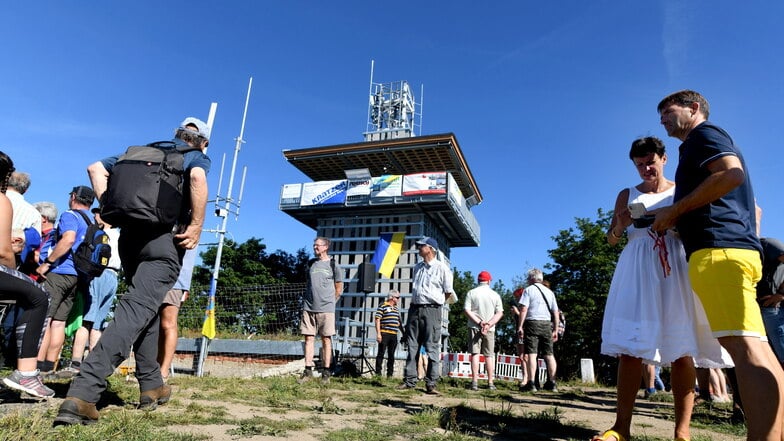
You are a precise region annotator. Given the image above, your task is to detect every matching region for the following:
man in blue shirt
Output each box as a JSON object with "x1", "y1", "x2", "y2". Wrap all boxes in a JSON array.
[
  {"x1": 54, "y1": 117, "x2": 211, "y2": 426},
  {"x1": 34, "y1": 185, "x2": 93, "y2": 375},
  {"x1": 653, "y1": 90, "x2": 784, "y2": 441}
]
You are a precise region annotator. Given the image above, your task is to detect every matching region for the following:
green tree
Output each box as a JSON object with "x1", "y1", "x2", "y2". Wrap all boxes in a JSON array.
[
  {"x1": 446, "y1": 269, "x2": 475, "y2": 352},
  {"x1": 544, "y1": 208, "x2": 625, "y2": 383}
]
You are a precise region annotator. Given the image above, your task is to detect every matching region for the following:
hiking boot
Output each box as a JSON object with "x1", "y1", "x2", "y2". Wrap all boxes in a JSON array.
[
  {"x1": 139, "y1": 384, "x2": 171, "y2": 410},
  {"x1": 543, "y1": 380, "x2": 558, "y2": 392},
  {"x1": 2, "y1": 370, "x2": 55, "y2": 398},
  {"x1": 53, "y1": 397, "x2": 99, "y2": 426},
  {"x1": 519, "y1": 381, "x2": 537, "y2": 392},
  {"x1": 297, "y1": 368, "x2": 314, "y2": 384},
  {"x1": 52, "y1": 365, "x2": 80, "y2": 380},
  {"x1": 321, "y1": 369, "x2": 331, "y2": 385},
  {"x1": 425, "y1": 384, "x2": 439, "y2": 395},
  {"x1": 395, "y1": 383, "x2": 414, "y2": 390}
]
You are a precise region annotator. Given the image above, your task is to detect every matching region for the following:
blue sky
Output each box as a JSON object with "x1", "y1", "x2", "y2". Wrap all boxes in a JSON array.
[{"x1": 2, "y1": 1, "x2": 782, "y2": 288}]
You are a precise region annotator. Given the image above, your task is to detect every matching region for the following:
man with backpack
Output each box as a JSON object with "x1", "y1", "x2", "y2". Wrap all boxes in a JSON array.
[
  {"x1": 50, "y1": 208, "x2": 120, "y2": 379},
  {"x1": 298, "y1": 237, "x2": 343, "y2": 385},
  {"x1": 54, "y1": 117, "x2": 210, "y2": 426},
  {"x1": 34, "y1": 185, "x2": 94, "y2": 375}
]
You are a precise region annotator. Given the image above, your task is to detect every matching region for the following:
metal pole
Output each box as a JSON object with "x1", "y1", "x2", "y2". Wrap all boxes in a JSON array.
[{"x1": 197, "y1": 78, "x2": 253, "y2": 377}]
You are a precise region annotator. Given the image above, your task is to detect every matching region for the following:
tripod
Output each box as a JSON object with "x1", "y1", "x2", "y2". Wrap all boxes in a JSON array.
[{"x1": 354, "y1": 290, "x2": 376, "y2": 375}]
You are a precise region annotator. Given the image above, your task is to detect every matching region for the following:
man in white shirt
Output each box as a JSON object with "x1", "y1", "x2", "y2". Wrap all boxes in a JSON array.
[
  {"x1": 7, "y1": 172, "x2": 41, "y2": 234},
  {"x1": 463, "y1": 271, "x2": 503, "y2": 391},
  {"x1": 517, "y1": 268, "x2": 560, "y2": 392}
]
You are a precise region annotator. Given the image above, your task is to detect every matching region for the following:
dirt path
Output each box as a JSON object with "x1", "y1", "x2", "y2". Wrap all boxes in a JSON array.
[
  {"x1": 162, "y1": 380, "x2": 744, "y2": 441},
  {"x1": 0, "y1": 372, "x2": 745, "y2": 440}
]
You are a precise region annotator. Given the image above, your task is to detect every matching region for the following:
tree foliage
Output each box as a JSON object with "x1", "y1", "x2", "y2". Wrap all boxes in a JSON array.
[
  {"x1": 179, "y1": 237, "x2": 311, "y2": 336},
  {"x1": 545, "y1": 208, "x2": 625, "y2": 382}
]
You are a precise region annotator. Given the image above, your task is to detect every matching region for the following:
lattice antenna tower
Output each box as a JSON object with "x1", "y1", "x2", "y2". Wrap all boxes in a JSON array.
[{"x1": 363, "y1": 60, "x2": 423, "y2": 141}]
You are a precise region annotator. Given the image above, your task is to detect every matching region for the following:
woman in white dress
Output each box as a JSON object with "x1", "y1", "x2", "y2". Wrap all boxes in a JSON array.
[{"x1": 592, "y1": 137, "x2": 729, "y2": 441}]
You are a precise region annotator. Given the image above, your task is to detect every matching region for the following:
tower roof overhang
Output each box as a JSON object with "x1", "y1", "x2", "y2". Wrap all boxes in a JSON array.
[{"x1": 282, "y1": 133, "x2": 482, "y2": 205}]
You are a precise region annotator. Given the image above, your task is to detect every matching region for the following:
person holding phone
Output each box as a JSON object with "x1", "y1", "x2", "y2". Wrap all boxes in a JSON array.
[{"x1": 593, "y1": 137, "x2": 730, "y2": 441}]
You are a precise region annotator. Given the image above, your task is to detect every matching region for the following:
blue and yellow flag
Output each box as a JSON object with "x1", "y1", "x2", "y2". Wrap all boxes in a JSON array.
[
  {"x1": 370, "y1": 232, "x2": 405, "y2": 278},
  {"x1": 202, "y1": 280, "x2": 217, "y2": 339}
]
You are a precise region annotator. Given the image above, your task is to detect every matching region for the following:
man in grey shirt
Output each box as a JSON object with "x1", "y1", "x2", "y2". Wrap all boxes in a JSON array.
[{"x1": 299, "y1": 237, "x2": 343, "y2": 384}]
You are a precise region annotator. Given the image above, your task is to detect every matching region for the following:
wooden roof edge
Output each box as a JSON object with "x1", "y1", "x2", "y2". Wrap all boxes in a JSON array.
[{"x1": 281, "y1": 133, "x2": 483, "y2": 204}]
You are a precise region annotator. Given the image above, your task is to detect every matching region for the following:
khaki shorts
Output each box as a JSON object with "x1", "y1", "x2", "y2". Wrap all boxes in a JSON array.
[
  {"x1": 469, "y1": 328, "x2": 495, "y2": 356},
  {"x1": 300, "y1": 311, "x2": 336, "y2": 336},
  {"x1": 162, "y1": 289, "x2": 189, "y2": 308},
  {"x1": 689, "y1": 247, "x2": 764, "y2": 338},
  {"x1": 523, "y1": 320, "x2": 554, "y2": 356},
  {"x1": 44, "y1": 273, "x2": 79, "y2": 321}
]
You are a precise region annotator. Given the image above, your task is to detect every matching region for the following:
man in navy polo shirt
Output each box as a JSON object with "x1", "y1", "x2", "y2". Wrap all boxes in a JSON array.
[{"x1": 653, "y1": 90, "x2": 784, "y2": 440}]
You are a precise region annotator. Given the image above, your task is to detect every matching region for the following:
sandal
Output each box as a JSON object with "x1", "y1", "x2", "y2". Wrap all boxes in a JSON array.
[{"x1": 592, "y1": 429, "x2": 627, "y2": 441}]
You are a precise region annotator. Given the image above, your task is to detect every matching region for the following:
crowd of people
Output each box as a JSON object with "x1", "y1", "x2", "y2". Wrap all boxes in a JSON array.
[
  {"x1": 0, "y1": 116, "x2": 211, "y2": 427},
  {"x1": 2, "y1": 90, "x2": 784, "y2": 440}
]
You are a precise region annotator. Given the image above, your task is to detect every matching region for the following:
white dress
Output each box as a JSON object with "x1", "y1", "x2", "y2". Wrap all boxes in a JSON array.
[{"x1": 601, "y1": 186, "x2": 732, "y2": 367}]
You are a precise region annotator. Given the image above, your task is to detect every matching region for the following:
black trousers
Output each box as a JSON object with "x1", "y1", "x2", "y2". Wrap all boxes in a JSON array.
[
  {"x1": 375, "y1": 332, "x2": 398, "y2": 376},
  {"x1": 67, "y1": 227, "x2": 182, "y2": 403}
]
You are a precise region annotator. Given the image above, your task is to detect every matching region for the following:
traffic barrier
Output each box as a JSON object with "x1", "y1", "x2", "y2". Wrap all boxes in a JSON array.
[{"x1": 442, "y1": 352, "x2": 539, "y2": 382}]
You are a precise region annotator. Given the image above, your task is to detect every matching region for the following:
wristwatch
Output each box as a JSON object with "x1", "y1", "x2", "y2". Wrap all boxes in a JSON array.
[{"x1": 44, "y1": 258, "x2": 55, "y2": 265}]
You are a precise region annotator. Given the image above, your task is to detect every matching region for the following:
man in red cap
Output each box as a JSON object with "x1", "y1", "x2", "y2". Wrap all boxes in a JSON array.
[{"x1": 463, "y1": 270, "x2": 504, "y2": 390}]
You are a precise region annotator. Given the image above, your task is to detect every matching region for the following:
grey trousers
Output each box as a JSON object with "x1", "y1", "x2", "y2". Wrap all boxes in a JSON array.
[
  {"x1": 67, "y1": 227, "x2": 182, "y2": 403},
  {"x1": 402, "y1": 305, "x2": 442, "y2": 387}
]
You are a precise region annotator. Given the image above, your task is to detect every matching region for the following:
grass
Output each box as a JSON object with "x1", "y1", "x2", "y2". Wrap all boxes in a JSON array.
[{"x1": 0, "y1": 369, "x2": 746, "y2": 441}]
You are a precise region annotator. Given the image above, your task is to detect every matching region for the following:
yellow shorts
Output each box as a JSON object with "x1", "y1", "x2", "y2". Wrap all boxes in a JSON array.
[{"x1": 688, "y1": 248, "x2": 763, "y2": 338}]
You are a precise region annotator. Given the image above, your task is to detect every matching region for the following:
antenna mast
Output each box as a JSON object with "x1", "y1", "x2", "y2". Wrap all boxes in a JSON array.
[
  {"x1": 363, "y1": 61, "x2": 422, "y2": 141},
  {"x1": 197, "y1": 78, "x2": 252, "y2": 376}
]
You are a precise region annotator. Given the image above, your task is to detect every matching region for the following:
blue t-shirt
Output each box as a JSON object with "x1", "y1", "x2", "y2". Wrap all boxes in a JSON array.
[
  {"x1": 50, "y1": 209, "x2": 90, "y2": 276},
  {"x1": 673, "y1": 121, "x2": 761, "y2": 258}
]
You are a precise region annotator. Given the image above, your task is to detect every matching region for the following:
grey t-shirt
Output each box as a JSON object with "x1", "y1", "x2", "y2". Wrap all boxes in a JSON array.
[{"x1": 303, "y1": 259, "x2": 342, "y2": 313}]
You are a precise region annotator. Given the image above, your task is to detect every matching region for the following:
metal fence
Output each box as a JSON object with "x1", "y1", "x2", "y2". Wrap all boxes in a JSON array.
[{"x1": 178, "y1": 282, "x2": 307, "y2": 339}]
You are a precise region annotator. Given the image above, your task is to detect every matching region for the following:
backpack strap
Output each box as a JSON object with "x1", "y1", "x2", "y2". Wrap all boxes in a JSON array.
[
  {"x1": 147, "y1": 140, "x2": 200, "y2": 154},
  {"x1": 308, "y1": 257, "x2": 339, "y2": 280},
  {"x1": 147, "y1": 141, "x2": 177, "y2": 149},
  {"x1": 532, "y1": 284, "x2": 555, "y2": 321},
  {"x1": 69, "y1": 209, "x2": 93, "y2": 252},
  {"x1": 70, "y1": 209, "x2": 93, "y2": 227}
]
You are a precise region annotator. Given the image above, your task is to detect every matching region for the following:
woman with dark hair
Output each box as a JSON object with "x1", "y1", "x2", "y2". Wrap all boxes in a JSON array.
[
  {"x1": 0, "y1": 151, "x2": 53, "y2": 398},
  {"x1": 592, "y1": 137, "x2": 730, "y2": 441}
]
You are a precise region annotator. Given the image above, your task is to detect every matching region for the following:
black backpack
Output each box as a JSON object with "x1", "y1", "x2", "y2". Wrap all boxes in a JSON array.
[
  {"x1": 100, "y1": 142, "x2": 199, "y2": 228},
  {"x1": 72, "y1": 210, "x2": 111, "y2": 278}
]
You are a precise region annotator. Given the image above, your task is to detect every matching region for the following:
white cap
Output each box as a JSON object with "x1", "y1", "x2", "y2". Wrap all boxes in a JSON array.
[{"x1": 180, "y1": 117, "x2": 210, "y2": 141}]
